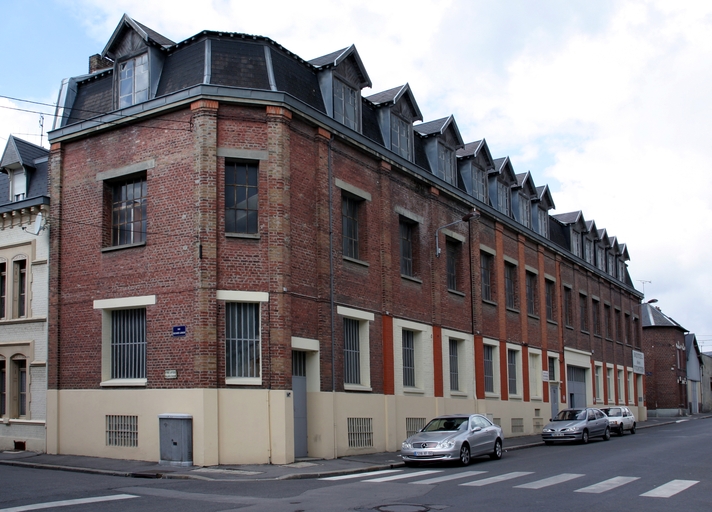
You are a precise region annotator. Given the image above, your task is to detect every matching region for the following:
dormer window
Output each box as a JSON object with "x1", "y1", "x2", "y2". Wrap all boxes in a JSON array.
[
  {"x1": 618, "y1": 260, "x2": 626, "y2": 281},
  {"x1": 333, "y1": 79, "x2": 359, "y2": 130},
  {"x1": 584, "y1": 239, "x2": 594, "y2": 264},
  {"x1": 391, "y1": 114, "x2": 412, "y2": 159},
  {"x1": 438, "y1": 144, "x2": 456, "y2": 185},
  {"x1": 518, "y1": 193, "x2": 531, "y2": 228},
  {"x1": 473, "y1": 167, "x2": 488, "y2": 203},
  {"x1": 571, "y1": 231, "x2": 581, "y2": 257},
  {"x1": 496, "y1": 181, "x2": 511, "y2": 216},
  {"x1": 596, "y1": 246, "x2": 606, "y2": 271},
  {"x1": 537, "y1": 208, "x2": 548, "y2": 238},
  {"x1": 9, "y1": 170, "x2": 26, "y2": 202},
  {"x1": 119, "y1": 53, "x2": 149, "y2": 108},
  {"x1": 607, "y1": 253, "x2": 616, "y2": 277}
]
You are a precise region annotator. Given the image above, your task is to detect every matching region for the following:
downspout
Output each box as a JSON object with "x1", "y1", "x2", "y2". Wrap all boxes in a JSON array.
[{"x1": 328, "y1": 136, "x2": 337, "y2": 458}]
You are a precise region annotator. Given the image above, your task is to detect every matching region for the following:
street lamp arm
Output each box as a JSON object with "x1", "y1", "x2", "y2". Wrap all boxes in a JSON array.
[{"x1": 435, "y1": 208, "x2": 479, "y2": 257}]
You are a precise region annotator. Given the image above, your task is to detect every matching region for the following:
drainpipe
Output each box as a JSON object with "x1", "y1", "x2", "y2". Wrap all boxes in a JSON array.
[{"x1": 327, "y1": 136, "x2": 337, "y2": 459}]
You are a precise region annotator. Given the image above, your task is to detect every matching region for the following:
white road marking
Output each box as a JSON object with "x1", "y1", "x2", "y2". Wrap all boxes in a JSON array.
[
  {"x1": 640, "y1": 479, "x2": 699, "y2": 498},
  {"x1": 363, "y1": 470, "x2": 441, "y2": 482},
  {"x1": 575, "y1": 476, "x2": 640, "y2": 493},
  {"x1": 411, "y1": 470, "x2": 487, "y2": 485},
  {"x1": 461, "y1": 471, "x2": 534, "y2": 487},
  {"x1": 515, "y1": 473, "x2": 584, "y2": 489},
  {"x1": 0, "y1": 494, "x2": 138, "y2": 512},
  {"x1": 319, "y1": 469, "x2": 402, "y2": 481}
]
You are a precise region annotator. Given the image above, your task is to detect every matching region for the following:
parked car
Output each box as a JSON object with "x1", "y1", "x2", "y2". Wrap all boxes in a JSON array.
[
  {"x1": 541, "y1": 408, "x2": 611, "y2": 444},
  {"x1": 401, "y1": 414, "x2": 504, "y2": 466},
  {"x1": 600, "y1": 406, "x2": 636, "y2": 436}
]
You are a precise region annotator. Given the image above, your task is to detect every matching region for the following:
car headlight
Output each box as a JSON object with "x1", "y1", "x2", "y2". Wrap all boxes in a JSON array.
[
  {"x1": 542, "y1": 428, "x2": 553, "y2": 433},
  {"x1": 562, "y1": 426, "x2": 580, "y2": 432},
  {"x1": 402, "y1": 441, "x2": 412, "y2": 450},
  {"x1": 610, "y1": 420, "x2": 619, "y2": 425},
  {"x1": 437, "y1": 439, "x2": 456, "y2": 449}
]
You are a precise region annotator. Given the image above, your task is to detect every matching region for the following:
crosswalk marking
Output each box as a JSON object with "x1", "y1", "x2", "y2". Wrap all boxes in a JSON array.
[
  {"x1": 515, "y1": 473, "x2": 584, "y2": 489},
  {"x1": 0, "y1": 494, "x2": 138, "y2": 512},
  {"x1": 461, "y1": 471, "x2": 534, "y2": 487},
  {"x1": 640, "y1": 479, "x2": 699, "y2": 498},
  {"x1": 411, "y1": 470, "x2": 487, "y2": 485},
  {"x1": 363, "y1": 470, "x2": 442, "y2": 482},
  {"x1": 319, "y1": 469, "x2": 402, "y2": 481},
  {"x1": 575, "y1": 476, "x2": 640, "y2": 493}
]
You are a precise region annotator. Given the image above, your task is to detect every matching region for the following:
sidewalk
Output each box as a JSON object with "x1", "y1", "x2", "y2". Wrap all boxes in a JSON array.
[{"x1": 1, "y1": 414, "x2": 707, "y2": 482}]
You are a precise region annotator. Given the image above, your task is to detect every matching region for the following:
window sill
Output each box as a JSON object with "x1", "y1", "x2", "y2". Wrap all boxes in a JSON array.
[
  {"x1": 530, "y1": 396, "x2": 543, "y2": 402},
  {"x1": 226, "y1": 232, "x2": 260, "y2": 240},
  {"x1": 401, "y1": 274, "x2": 422, "y2": 284},
  {"x1": 546, "y1": 319, "x2": 557, "y2": 326},
  {"x1": 101, "y1": 241, "x2": 146, "y2": 253},
  {"x1": 485, "y1": 392, "x2": 500, "y2": 399},
  {"x1": 3, "y1": 418, "x2": 45, "y2": 426},
  {"x1": 482, "y1": 299, "x2": 497, "y2": 307},
  {"x1": 101, "y1": 378, "x2": 147, "y2": 387},
  {"x1": 403, "y1": 387, "x2": 425, "y2": 395},
  {"x1": 564, "y1": 325, "x2": 574, "y2": 331},
  {"x1": 344, "y1": 383, "x2": 372, "y2": 392},
  {"x1": 226, "y1": 377, "x2": 262, "y2": 386},
  {"x1": 593, "y1": 334, "x2": 602, "y2": 339},
  {"x1": 343, "y1": 256, "x2": 370, "y2": 267},
  {"x1": 0, "y1": 316, "x2": 47, "y2": 325},
  {"x1": 581, "y1": 329, "x2": 590, "y2": 335},
  {"x1": 447, "y1": 289, "x2": 465, "y2": 297},
  {"x1": 505, "y1": 307, "x2": 520, "y2": 314},
  {"x1": 449, "y1": 390, "x2": 468, "y2": 398},
  {"x1": 527, "y1": 313, "x2": 540, "y2": 320},
  {"x1": 508, "y1": 394, "x2": 523, "y2": 401}
]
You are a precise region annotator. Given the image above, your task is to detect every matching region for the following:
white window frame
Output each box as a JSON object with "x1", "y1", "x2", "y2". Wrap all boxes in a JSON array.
[
  {"x1": 595, "y1": 363, "x2": 603, "y2": 403},
  {"x1": 338, "y1": 306, "x2": 374, "y2": 391},
  {"x1": 519, "y1": 192, "x2": 531, "y2": 228},
  {"x1": 393, "y1": 318, "x2": 432, "y2": 396},
  {"x1": 506, "y1": 344, "x2": 522, "y2": 399},
  {"x1": 537, "y1": 208, "x2": 548, "y2": 238},
  {"x1": 442, "y1": 329, "x2": 473, "y2": 398},
  {"x1": 617, "y1": 368, "x2": 625, "y2": 404},
  {"x1": 390, "y1": 114, "x2": 412, "y2": 160},
  {"x1": 9, "y1": 169, "x2": 27, "y2": 202},
  {"x1": 483, "y1": 339, "x2": 500, "y2": 397},
  {"x1": 528, "y1": 349, "x2": 542, "y2": 400},
  {"x1": 546, "y1": 352, "x2": 559, "y2": 383},
  {"x1": 627, "y1": 368, "x2": 634, "y2": 405},
  {"x1": 333, "y1": 78, "x2": 359, "y2": 131},
  {"x1": 217, "y1": 290, "x2": 269, "y2": 386},
  {"x1": 118, "y1": 53, "x2": 149, "y2": 108},
  {"x1": 606, "y1": 364, "x2": 614, "y2": 403},
  {"x1": 94, "y1": 295, "x2": 156, "y2": 387}
]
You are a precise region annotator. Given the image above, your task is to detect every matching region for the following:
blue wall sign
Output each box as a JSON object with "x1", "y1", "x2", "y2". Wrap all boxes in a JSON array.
[{"x1": 172, "y1": 326, "x2": 187, "y2": 337}]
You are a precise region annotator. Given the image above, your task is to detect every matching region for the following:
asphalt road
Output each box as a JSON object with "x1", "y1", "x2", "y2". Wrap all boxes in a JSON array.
[{"x1": 1, "y1": 418, "x2": 709, "y2": 511}]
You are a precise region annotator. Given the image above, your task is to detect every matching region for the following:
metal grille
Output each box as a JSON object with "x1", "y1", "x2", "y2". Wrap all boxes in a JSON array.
[
  {"x1": 402, "y1": 330, "x2": 415, "y2": 387},
  {"x1": 449, "y1": 339, "x2": 459, "y2": 391},
  {"x1": 406, "y1": 417, "x2": 426, "y2": 438},
  {"x1": 533, "y1": 418, "x2": 544, "y2": 433},
  {"x1": 511, "y1": 418, "x2": 524, "y2": 433},
  {"x1": 106, "y1": 415, "x2": 138, "y2": 447},
  {"x1": 399, "y1": 220, "x2": 413, "y2": 276},
  {"x1": 111, "y1": 176, "x2": 147, "y2": 246},
  {"x1": 226, "y1": 303, "x2": 260, "y2": 378},
  {"x1": 225, "y1": 161, "x2": 259, "y2": 234},
  {"x1": 111, "y1": 309, "x2": 146, "y2": 379},
  {"x1": 484, "y1": 345, "x2": 494, "y2": 393},
  {"x1": 342, "y1": 196, "x2": 359, "y2": 259},
  {"x1": 347, "y1": 417, "x2": 373, "y2": 448},
  {"x1": 292, "y1": 351, "x2": 306, "y2": 377},
  {"x1": 343, "y1": 318, "x2": 360, "y2": 384},
  {"x1": 508, "y1": 349, "x2": 518, "y2": 395}
]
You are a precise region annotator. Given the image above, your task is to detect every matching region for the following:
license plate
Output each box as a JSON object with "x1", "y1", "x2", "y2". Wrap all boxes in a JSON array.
[
  {"x1": 414, "y1": 451, "x2": 433, "y2": 456},
  {"x1": 553, "y1": 433, "x2": 564, "y2": 437}
]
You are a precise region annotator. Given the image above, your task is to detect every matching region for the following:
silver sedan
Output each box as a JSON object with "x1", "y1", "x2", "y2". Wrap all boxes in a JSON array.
[
  {"x1": 542, "y1": 408, "x2": 611, "y2": 444},
  {"x1": 401, "y1": 414, "x2": 504, "y2": 466}
]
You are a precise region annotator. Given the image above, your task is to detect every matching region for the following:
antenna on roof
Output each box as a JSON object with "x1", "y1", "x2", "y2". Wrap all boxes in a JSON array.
[
  {"x1": 637, "y1": 280, "x2": 651, "y2": 295},
  {"x1": 39, "y1": 115, "x2": 44, "y2": 146}
]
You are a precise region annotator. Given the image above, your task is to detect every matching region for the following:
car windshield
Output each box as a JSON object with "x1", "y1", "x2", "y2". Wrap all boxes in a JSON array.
[
  {"x1": 601, "y1": 408, "x2": 621, "y2": 416},
  {"x1": 422, "y1": 417, "x2": 468, "y2": 432},
  {"x1": 554, "y1": 409, "x2": 586, "y2": 421}
]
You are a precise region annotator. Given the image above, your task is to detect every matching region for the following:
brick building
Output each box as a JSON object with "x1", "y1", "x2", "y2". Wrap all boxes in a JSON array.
[
  {"x1": 46, "y1": 15, "x2": 645, "y2": 465},
  {"x1": 0, "y1": 136, "x2": 50, "y2": 451},
  {"x1": 640, "y1": 303, "x2": 688, "y2": 416}
]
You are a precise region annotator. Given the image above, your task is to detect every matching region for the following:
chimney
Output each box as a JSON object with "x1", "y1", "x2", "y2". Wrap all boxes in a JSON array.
[{"x1": 89, "y1": 54, "x2": 113, "y2": 74}]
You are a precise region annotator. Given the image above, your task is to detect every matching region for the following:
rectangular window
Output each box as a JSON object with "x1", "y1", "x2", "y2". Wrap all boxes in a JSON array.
[
  {"x1": 548, "y1": 356, "x2": 557, "y2": 381},
  {"x1": 334, "y1": 79, "x2": 358, "y2": 130},
  {"x1": 579, "y1": 294, "x2": 588, "y2": 332},
  {"x1": 607, "y1": 254, "x2": 616, "y2": 277},
  {"x1": 592, "y1": 300, "x2": 601, "y2": 336},
  {"x1": 571, "y1": 232, "x2": 581, "y2": 257},
  {"x1": 399, "y1": 219, "x2": 414, "y2": 277},
  {"x1": 564, "y1": 287, "x2": 573, "y2": 326},
  {"x1": 618, "y1": 369, "x2": 625, "y2": 403},
  {"x1": 604, "y1": 304, "x2": 612, "y2": 338},
  {"x1": 119, "y1": 53, "x2": 149, "y2": 108},
  {"x1": 226, "y1": 303, "x2": 260, "y2": 379},
  {"x1": 0, "y1": 360, "x2": 5, "y2": 416},
  {"x1": 449, "y1": 339, "x2": 459, "y2": 391},
  {"x1": 595, "y1": 366, "x2": 602, "y2": 401},
  {"x1": 526, "y1": 272, "x2": 537, "y2": 316},
  {"x1": 438, "y1": 144, "x2": 456, "y2": 185},
  {"x1": 342, "y1": 196, "x2": 360, "y2": 259},
  {"x1": 111, "y1": 309, "x2": 146, "y2": 380},
  {"x1": 446, "y1": 241, "x2": 459, "y2": 291},
  {"x1": 13, "y1": 260, "x2": 27, "y2": 318},
  {"x1": 106, "y1": 415, "x2": 138, "y2": 447},
  {"x1": 537, "y1": 208, "x2": 548, "y2": 238},
  {"x1": 519, "y1": 193, "x2": 531, "y2": 228},
  {"x1": 505, "y1": 263, "x2": 516, "y2": 309},
  {"x1": 225, "y1": 161, "x2": 258, "y2": 234},
  {"x1": 480, "y1": 252, "x2": 493, "y2": 301},
  {"x1": 607, "y1": 368, "x2": 614, "y2": 401},
  {"x1": 615, "y1": 310, "x2": 622, "y2": 341},
  {"x1": 508, "y1": 349, "x2": 518, "y2": 395},
  {"x1": 584, "y1": 239, "x2": 594, "y2": 264},
  {"x1": 484, "y1": 345, "x2": 495, "y2": 393},
  {"x1": 111, "y1": 175, "x2": 147, "y2": 246},
  {"x1": 529, "y1": 353, "x2": 542, "y2": 398},
  {"x1": 625, "y1": 313, "x2": 631, "y2": 343},
  {"x1": 0, "y1": 262, "x2": 5, "y2": 320},
  {"x1": 347, "y1": 417, "x2": 373, "y2": 448},
  {"x1": 596, "y1": 246, "x2": 606, "y2": 271},
  {"x1": 390, "y1": 115, "x2": 411, "y2": 159},
  {"x1": 545, "y1": 280, "x2": 555, "y2": 321},
  {"x1": 402, "y1": 330, "x2": 415, "y2": 388},
  {"x1": 497, "y1": 181, "x2": 511, "y2": 216},
  {"x1": 343, "y1": 318, "x2": 361, "y2": 385},
  {"x1": 474, "y1": 167, "x2": 488, "y2": 202}
]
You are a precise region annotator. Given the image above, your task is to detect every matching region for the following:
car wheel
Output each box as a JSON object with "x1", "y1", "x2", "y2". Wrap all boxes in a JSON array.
[
  {"x1": 603, "y1": 427, "x2": 610, "y2": 441},
  {"x1": 617, "y1": 427, "x2": 624, "y2": 436},
  {"x1": 581, "y1": 430, "x2": 589, "y2": 444},
  {"x1": 630, "y1": 423, "x2": 636, "y2": 434},
  {"x1": 544, "y1": 440, "x2": 554, "y2": 446},
  {"x1": 459, "y1": 443, "x2": 471, "y2": 466},
  {"x1": 490, "y1": 439, "x2": 503, "y2": 460}
]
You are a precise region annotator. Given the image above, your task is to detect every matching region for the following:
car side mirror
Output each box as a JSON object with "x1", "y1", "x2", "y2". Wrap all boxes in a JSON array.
[{"x1": 471, "y1": 426, "x2": 482, "y2": 432}]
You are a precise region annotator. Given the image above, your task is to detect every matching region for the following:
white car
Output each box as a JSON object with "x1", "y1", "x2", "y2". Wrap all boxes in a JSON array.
[{"x1": 601, "y1": 406, "x2": 636, "y2": 435}]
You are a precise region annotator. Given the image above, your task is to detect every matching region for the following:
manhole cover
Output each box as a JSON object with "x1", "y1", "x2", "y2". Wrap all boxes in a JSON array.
[
  {"x1": 376, "y1": 505, "x2": 430, "y2": 512},
  {"x1": 285, "y1": 462, "x2": 318, "y2": 468}
]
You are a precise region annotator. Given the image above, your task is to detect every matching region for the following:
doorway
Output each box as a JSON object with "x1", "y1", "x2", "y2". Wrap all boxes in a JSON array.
[{"x1": 292, "y1": 350, "x2": 307, "y2": 458}]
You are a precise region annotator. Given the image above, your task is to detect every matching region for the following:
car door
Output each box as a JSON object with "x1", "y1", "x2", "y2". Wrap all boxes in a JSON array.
[
  {"x1": 622, "y1": 408, "x2": 633, "y2": 430},
  {"x1": 468, "y1": 416, "x2": 492, "y2": 455},
  {"x1": 594, "y1": 409, "x2": 608, "y2": 434}
]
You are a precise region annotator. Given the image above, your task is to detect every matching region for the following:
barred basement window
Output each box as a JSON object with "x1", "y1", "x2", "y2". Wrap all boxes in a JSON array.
[
  {"x1": 347, "y1": 417, "x2": 373, "y2": 448},
  {"x1": 343, "y1": 318, "x2": 361, "y2": 385},
  {"x1": 449, "y1": 339, "x2": 459, "y2": 391},
  {"x1": 484, "y1": 344, "x2": 495, "y2": 393},
  {"x1": 406, "y1": 417, "x2": 426, "y2": 438},
  {"x1": 511, "y1": 417, "x2": 524, "y2": 434},
  {"x1": 111, "y1": 309, "x2": 146, "y2": 380},
  {"x1": 533, "y1": 418, "x2": 544, "y2": 433},
  {"x1": 402, "y1": 329, "x2": 415, "y2": 387},
  {"x1": 226, "y1": 302, "x2": 260, "y2": 378},
  {"x1": 106, "y1": 415, "x2": 138, "y2": 447}
]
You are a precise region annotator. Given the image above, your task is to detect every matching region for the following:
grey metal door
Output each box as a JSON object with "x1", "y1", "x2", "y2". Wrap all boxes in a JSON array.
[
  {"x1": 567, "y1": 366, "x2": 587, "y2": 409},
  {"x1": 292, "y1": 351, "x2": 307, "y2": 458},
  {"x1": 549, "y1": 384, "x2": 559, "y2": 419}
]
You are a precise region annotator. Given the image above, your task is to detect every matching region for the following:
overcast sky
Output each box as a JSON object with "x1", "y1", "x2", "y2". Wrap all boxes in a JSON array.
[{"x1": 2, "y1": 0, "x2": 711, "y2": 349}]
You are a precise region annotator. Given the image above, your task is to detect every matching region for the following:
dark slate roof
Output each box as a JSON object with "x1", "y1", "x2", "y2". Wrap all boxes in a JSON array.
[
  {"x1": 457, "y1": 140, "x2": 483, "y2": 158},
  {"x1": 552, "y1": 211, "x2": 583, "y2": 225},
  {"x1": 361, "y1": 98, "x2": 384, "y2": 146},
  {"x1": 309, "y1": 47, "x2": 349, "y2": 67},
  {"x1": 641, "y1": 303, "x2": 687, "y2": 331},
  {"x1": 0, "y1": 136, "x2": 50, "y2": 208},
  {"x1": 102, "y1": 14, "x2": 175, "y2": 59},
  {"x1": 365, "y1": 84, "x2": 423, "y2": 122},
  {"x1": 366, "y1": 85, "x2": 403, "y2": 104},
  {"x1": 1, "y1": 136, "x2": 48, "y2": 169},
  {"x1": 536, "y1": 185, "x2": 555, "y2": 210},
  {"x1": 308, "y1": 45, "x2": 371, "y2": 88},
  {"x1": 415, "y1": 117, "x2": 450, "y2": 136},
  {"x1": 134, "y1": 19, "x2": 176, "y2": 47}
]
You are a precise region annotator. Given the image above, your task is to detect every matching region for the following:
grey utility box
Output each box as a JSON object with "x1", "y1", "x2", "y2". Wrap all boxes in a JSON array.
[{"x1": 158, "y1": 414, "x2": 193, "y2": 467}]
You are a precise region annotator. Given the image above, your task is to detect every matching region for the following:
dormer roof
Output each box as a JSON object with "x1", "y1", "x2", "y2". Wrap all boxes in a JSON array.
[
  {"x1": 585, "y1": 220, "x2": 599, "y2": 240},
  {"x1": 515, "y1": 171, "x2": 537, "y2": 197},
  {"x1": 597, "y1": 228, "x2": 610, "y2": 247},
  {"x1": 365, "y1": 83, "x2": 423, "y2": 121},
  {"x1": 414, "y1": 115, "x2": 464, "y2": 148},
  {"x1": 552, "y1": 210, "x2": 588, "y2": 232},
  {"x1": 535, "y1": 185, "x2": 555, "y2": 210},
  {"x1": 101, "y1": 14, "x2": 175, "y2": 60},
  {"x1": 0, "y1": 136, "x2": 48, "y2": 171},
  {"x1": 309, "y1": 45, "x2": 372, "y2": 89},
  {"x1": 492, "y1": 156, "x2": 517, "y2": 184}
]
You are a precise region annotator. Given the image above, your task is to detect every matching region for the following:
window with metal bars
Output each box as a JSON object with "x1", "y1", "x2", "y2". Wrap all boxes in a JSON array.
[
  {"x1": 548, "y1": 356, "x2": 557, "y2": 381},
  {"x1": 484, "y1": 345, "x2": 495, "y2": 393},
  {"x1": 342, "y1": 196, "x2": 360, "y2": 259},
  {"x1": 111, "y1": 175, "x2": 147, "y2": 246},
  {"x1": 449, "y1": 339, "x2": 459, "y2": 391},
  {"x1": 343, "y1": 318, "x2": 361, "y2": 385},
  {"x1": 480, "y1": 252, "x2": 493, "y2": 301},
  {"x1": 292, "y1": 351, "x2": 306, "y2": 377},
  {"x1": 347, "y1": 417, "x2": 373, "y2": 448},
  {"x1": 402, "y1": 329, "x2": 415, "y2": 388},
  {"x1": 226, "y1": 303, "x2": 260, "y2": 379},
  {"x1": 508, "y1": 349, "x2": 518, "y2": 395},
  {"x1": 106, "y1": 415, "x2": 138, "y2": 447},
  {"x1": 406, "y1": 417, "x2": 426, "y2": 438},
  {"x1": 111, "y1": 309, "x2": 146, "y2": 380}
]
